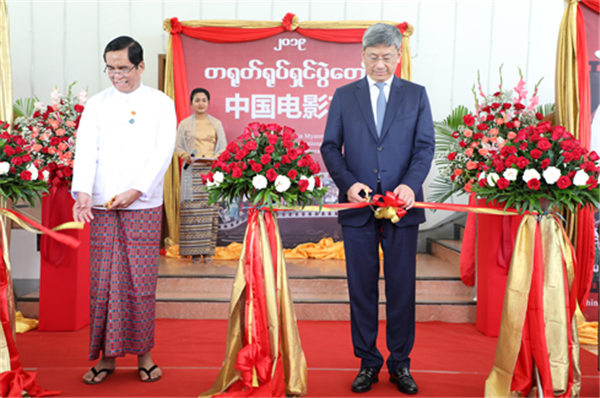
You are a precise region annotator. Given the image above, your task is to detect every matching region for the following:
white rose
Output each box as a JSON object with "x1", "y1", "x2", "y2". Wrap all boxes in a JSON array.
[
  {"x1": 41, "y1": 169, "x2": 50, "y2": 182},
  {"x1": 252, "y1": 174, "x2": 268, "y2": 190},
  {"x1": 503, "y1": 168, "x2": 518, "y2": 181},
  {"x1": 486, "y1": 172, "x2": 500, "y2": 187},
  {"x1": 542, "y1": 166, "x2": 561, "y2": 185},
  {"x1": 573, "y1": 169, "x2": 590, "y2": 186},
  {"x1": 478, "y1": 171, "x2": 486, "y2": 181},
  {"x1": 26, "y1": 164, "x2": 39, "y2": 181},
  {"x1": 274, "y1": 175, "x2": 291, "y2": 193},
  {"x1": 213, "y1": 171, "x2": 224, "y2": 185},
  {"x1": 522, "y1": 168, "x2": 541, "y2": 183},
  {"x1": 0, "y1": 161, "x2": 9, "y2": 175}
]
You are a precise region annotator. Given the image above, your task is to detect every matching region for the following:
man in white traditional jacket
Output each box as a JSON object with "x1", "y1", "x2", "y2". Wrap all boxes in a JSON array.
[{"x1": 71, "y1": 36, "x2": 176, "y2": 385}]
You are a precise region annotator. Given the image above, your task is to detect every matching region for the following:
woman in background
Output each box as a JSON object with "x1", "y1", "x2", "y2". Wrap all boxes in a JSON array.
[{"x1": 175, "y1": 88, "x2": 226, "y2": 263}]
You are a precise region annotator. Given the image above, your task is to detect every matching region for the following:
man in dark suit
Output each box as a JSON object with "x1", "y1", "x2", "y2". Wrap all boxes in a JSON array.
[{"x1": 320, "y1": 23, "x2": 435, "y2": 395}]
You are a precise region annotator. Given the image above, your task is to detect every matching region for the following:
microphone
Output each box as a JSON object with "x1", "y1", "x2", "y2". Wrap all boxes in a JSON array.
[{"x1": 183, "y1": 149, "x2": 196, "y2": 170}]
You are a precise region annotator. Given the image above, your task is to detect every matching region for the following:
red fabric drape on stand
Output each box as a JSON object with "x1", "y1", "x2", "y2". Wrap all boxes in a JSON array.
[
  {"x1": 574, "y1": 0, "x2": 597, "y2": 313},
  {"x1": 0, "y1": 238, "x2": 59, "y2": 397}
]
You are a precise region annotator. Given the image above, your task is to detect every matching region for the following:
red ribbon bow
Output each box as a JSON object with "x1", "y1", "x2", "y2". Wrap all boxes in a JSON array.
[
  {"x1": 170, "y1": 17, "x2": 183, "y2": 34},
  {"x1": 371, "y1": 191, "x2": 408, "y2": 220}
]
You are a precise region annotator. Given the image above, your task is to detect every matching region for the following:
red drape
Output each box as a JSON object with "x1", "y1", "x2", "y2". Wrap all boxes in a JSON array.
[
  {"x1": 581, "y1": 0, "x2": 600, "y2": 13},
  {"x1": 574, "y1": 0, "x2": 597, "y2": 312},
  {"x1": 167, "y1": 14, "x2": 407, "y2": 123}
]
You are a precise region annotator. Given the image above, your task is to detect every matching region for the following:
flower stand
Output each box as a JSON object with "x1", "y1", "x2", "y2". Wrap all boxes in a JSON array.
[
  {"x1": 201, "y1": 208, "x2": 307, "y2": 397},
  {"x1": 485, "y1": 214, "x2": 582, "y2": 396},
  {"x1": 38, "y1": 183, "x2": 89, "y2": 331}
]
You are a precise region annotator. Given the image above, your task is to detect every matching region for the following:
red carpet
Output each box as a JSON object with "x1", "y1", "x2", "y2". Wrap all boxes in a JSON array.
[{"x1": 17, "y1": 320, "x2": 599, "y2": 397}]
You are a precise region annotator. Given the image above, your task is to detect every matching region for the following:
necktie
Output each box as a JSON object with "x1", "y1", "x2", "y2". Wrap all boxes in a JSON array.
[{"x1": 375, "y1": 82, "x2": 386, "y2": 136}]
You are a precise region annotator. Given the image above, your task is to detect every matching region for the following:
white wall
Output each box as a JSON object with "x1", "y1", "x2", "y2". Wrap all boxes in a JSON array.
[{"x1": 6, "y1": 0, "x2": 566, "y2": 271}]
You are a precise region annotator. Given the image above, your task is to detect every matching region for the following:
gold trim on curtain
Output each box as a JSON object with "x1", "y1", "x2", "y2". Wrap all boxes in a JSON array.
[
  {"x1": 555, "y1": 0, "x2": 580, "y2": 246},
  {"x1": 161, "y1": 34, "x2": 180, "y2": 248},
  {"x1": 0, "y1": 0, "x2": 13, "y2": 374}
]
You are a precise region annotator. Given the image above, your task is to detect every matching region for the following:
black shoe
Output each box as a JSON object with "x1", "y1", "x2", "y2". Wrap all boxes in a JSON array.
[
  {"x1": 390, "y1": 367, "x2": 418, "y2": 394},
  {"x1": 351, "y1": 367, "x2": 379, "y2": 393}
]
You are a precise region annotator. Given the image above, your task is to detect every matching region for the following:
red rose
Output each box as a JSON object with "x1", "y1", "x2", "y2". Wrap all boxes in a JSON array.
[
  {"x1": 74, "y1": 104, "x2": 84, "y2": 113},
  {"x1": 535, "y1": 112, "x2": 543, "y2": 120},
  {"x1": 519, "y1": 142, "x2": 528, "y2": 151},
  {"x1": 514, "y1": 103, "x2": 525, "y2": 110},
  {"x1": 266, "y1": 168, "x2": 277, "y2": 182},
  {"x1": 20, "y1": 170, "x2": 32, "y2": 180},
  {"x1": 517, "y1": 156, "x2": 529, "y2": 169},
  {"x1": 63, "y1": 167, "x2": 73, "y2": 177},
  {"x1": 267, "y1": 134, "x2": 279, "y2": 145},
  {"x1": 244, "y1": 140, "x2": 257, "y2": 151},
  {"x1": 462, "y1": 115, "x2": 475, "y2": 127},
  {"x1": 3, "y1": 146, "x2": 14, "y2": 156},
  {"x1": 231, "y1": 167, "x2": 242, "y2": 178},
  {"x1": 282, "y1": 140, "x2": 294, "y2": 149},
  {"x1": 537, "y1": 139, "x2": 551, "y2": 151},
  {"x1": 447, "y1": 152, "x2": 457, "y2": 161},
  {"x1": 260, "y1": 154, "x2": 271, "y2": 165},
  {"x1": 298, "y1": 179, "x2": 309, "y2": 192},
  {"x1": 478, "y1": 179, "x2": 487, "y2": 187},
  {"x1": 504, "y1": 155, "x2": 518, "y2": 167},
  {"x1": 586, "y1": 177, "x2": 598, "y2": 190},
  {"x1": 273, "y1": 162, "x2": 280, "y2": 169},
  {"x1": 451, "y1": 131, "x2": 460, "y2": 138},
  {"x1": 234, "y1": 148, "x2": 248, "y2": 161},
  {"x1": 265, "y1": 145, "x2": 275, "y2": 154},
  {"x1": 251, "y1": 162, "x2": 263, "y2": 173},
  {"x1": 588, "y1": 151, "x2": 599, "y2": 162},
  {"x1": 11, "y1": 156, "x2": 23, "y2": 166},
  {"x1": 21, "y1": 154, "x2": 32, "y2": 163},
  {"x1": 556, "y1": 176, "x2": 572, "y2": 189},
  {"x1": 281, "y1": 155, "x2": 291, "y2": 164},
  {"x1": 541, "y1": 158, "x2": 550, "y2": 169},
  {"x1": 530, "y1": 149, "x2": 542, "y2": 159},
  {"x1": 219, "y1": 151, "x2": 231, "y2": 162},
  {"x1": 309, "y1": 162, "x2": 320, "y2": 174},
  {"x1": 503, "y1": 103, "x2": 511, "y2": 109},
  {"x1": 505, "y1": 121, "x2": 515, "y2": 129},
  {"x1": 266, "y1": 123, "x2": 282, "y2": 133},
  {"x1": 526, "y1": 178, "x2": 540, "y2": 191},
  {"x1": 315, "y1": 176, "x2": 321, "y2": 188},
  {"x1": 476, "y1": 123, "x2": 489, "y2": 131},
  {"x1": 497, "y1": 178, "x2": 510, "y2": 190},
  {"x1": 458, "y1": 141, "x2": 467, "y2": 148},
  {"x1": 491, "y1": 102, "x2": 501, "y2": 110},
  {"x1": 287, "y1": 149, "x2": 299, "y2": 160},
  {"x1": 226, "y1": 142, "x2": 239, "y2": 154},
  {"x1": 288, "y1": 169, "x2": 298, "y2": 180},
  {"x1": 486, "y1": 114, "x2": 495, "y2": 121}
]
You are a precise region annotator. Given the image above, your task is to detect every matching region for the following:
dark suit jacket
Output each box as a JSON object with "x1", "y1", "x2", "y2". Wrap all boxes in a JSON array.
[{"x1": 320, "y1": 76, "x2": 435, "y2": 227}]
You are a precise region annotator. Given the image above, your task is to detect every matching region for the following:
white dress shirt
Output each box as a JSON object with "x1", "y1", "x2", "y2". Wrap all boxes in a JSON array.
[
  {"x1": 366, "y1": 75, "x2": 393, "y2": 131},
  {"x1": 71, "y1": 84, "x2": 177, "y2": 209}
]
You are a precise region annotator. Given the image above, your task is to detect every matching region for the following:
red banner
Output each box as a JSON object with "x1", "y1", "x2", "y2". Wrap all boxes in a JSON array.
[{"x1": 181, "y1": 32, "x2": 363, "y2": 169}]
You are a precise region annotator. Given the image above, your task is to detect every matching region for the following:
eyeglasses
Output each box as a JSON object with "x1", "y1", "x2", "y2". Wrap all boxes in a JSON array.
[
  {"x1": 104, "y1": 65, "x2": 137, "y2": 76},
  {"x1": 364, "y1": 54, "x2": 398, "y2": 64}
]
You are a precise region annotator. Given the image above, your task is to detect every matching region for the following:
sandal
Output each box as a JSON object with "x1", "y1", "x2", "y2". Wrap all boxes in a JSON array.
[
  {"x1": 138, "y1": 364, "x2": 162, "y2": 383},
  {"x1": 83, "y1": 367, "x2": 114, "y2": 385}
]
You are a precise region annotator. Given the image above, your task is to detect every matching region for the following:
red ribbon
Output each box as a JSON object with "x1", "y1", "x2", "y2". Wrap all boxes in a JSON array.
[
  {"x1": 170, "y1": 17, "x2": 183, "y2": 34},
  {"x1": 281, "y1": 13, "x2": 295, "y2": 31},
  {"x1": 371, "y1": 192, "x2": 408, "y2": 219}
]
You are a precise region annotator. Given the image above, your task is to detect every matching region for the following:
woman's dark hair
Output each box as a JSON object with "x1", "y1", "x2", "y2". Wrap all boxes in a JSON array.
[
  {"x1": 103, "y1": 36, "x2": 143, "y2": 66},
  {"x1": 190, "y1": 88, "x2": 210, "y2": 103}
]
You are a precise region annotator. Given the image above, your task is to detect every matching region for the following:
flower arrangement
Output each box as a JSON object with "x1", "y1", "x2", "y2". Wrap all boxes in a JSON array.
[
  {"x1": 0, "y1": 121, "x2": 48, "y2": 205},
  {"x1": 201, "y1": 122, "x2": 327, "y2": 208},
  {"x1": 432, "y1": 69, "x2": 549, "y2": 203},
  {"x1": 13, "y1": 82, "x2": 86, "y2": 186},
  {"x1": 473, "y1": 121, "x2": 599, "y2": 213}
]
